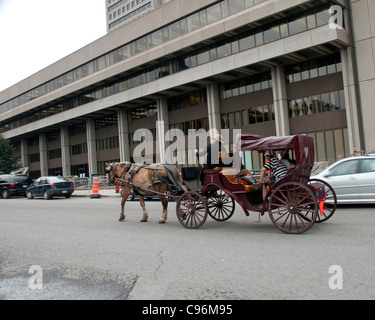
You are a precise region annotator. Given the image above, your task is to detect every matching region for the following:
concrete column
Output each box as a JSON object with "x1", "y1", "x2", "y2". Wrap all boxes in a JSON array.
[
  {"x1": 86, "y1": 119, "x2": 98, "y2": 176},
  {"x1": 340, "y1": 47, "x2": 363, "y2": 154},
  {"x1": 60, "y1": 127, "x2": 71, "y2": 177},
  {"x1": 20, "y1": 138, "x2": 29, "y2": 168},
  {"x1": 271, "y1": 66, "x2": 290, "y2": 136},
  {"x1": 118, "y1": 109, "x2": 130, "y2": 162},
  {"x1": 206, "y1": 84, "x2": 221, "y2": 133},
  {"x1": 157, "y1": 97, "x2": 169, "y2": 164},
  {"x1": 39, "y1": 133, "x2": 48, "y2": 176}
]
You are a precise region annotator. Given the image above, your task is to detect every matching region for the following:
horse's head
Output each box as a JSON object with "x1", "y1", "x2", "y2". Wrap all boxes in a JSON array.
[{"x1": 105, "y1": 162, "x2": 117, "y2": 184}]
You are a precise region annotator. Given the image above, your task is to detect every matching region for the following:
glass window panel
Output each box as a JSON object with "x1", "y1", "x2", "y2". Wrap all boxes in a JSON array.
[
  {"x1": 269, "y1": 103, "x2": 275, "y2": 120},
  {"x1": 162, "y1": 27, "x2": 169, "y2": 42},
  {"x1": 300, "y1": 62, "x2": 309, "y2": 80},
  {"x1": 217, "y1": 42, "x2": 232, "y2": 59},
  {"x1": 169, "y1": 21, "x2": 181, "y2": 40},
  {"x1": 330, "y1": 91, "x2": 340, "y2": 110},
  {"x1": 316, "y1": 131, "x2": 326, "y2": 162},
  {"x1": 288, "y1": 14, "x2": 307, "y2": 35},
  {"x1": 327, "y1": 57, "x2": 337, "y2": 74},
  {"x1": 197, "y1": 50, "x2": 210, "y2": 65},
  {"x1": 334, "y1": 129, "x2": 345, "y2": 161},
  {"x1": 316, "y1": 7, "x2": 331, "y2": 27},
  {"x1": 96, "y1": 56, "x2": 106, "y2": 71},
  {"x1": 296, "y1": 98, "x2": 304, "y2": 117},
  {"x1": 209, "y1": 48, "x2": 217, "y2": 61},
  {"x1": 228, "y1": 0, "x2": 245, "y2": 14},
  {"x1": 336, "y1": 61, "x2": 342, "y2": 72},
  {"x1": 280, "y1": 22, "x2": 288, "y2": 38},
  {"x1": 221, "y1": 114, "x2": 229, "y2": 129},
  {"x1": 231, "y1": 39, "x2": 239, "y2": 54},
  {"x1": 289, "y1": 100, "x2": 296, "y2": 117},
  {"x1": 235, "y1": 111, "x2": 242, "y2": 127},
  {"x1": 220, "y1": 1, "x2": 229, "y2": 18},
  {"x1": 309, "y1": 60, "x2": 319, "y2": 78},
  {"x1": 151, "y1": 29, "x2": 163, "y2": 47},
  {"x1": 254, "y1": 81, "x2": 261, "y2": 91},
  {"x1": 245, "y1": 0, "x2": 254, "y2": 7},
  {"x1": 321, "y1": 93, "x2": 331, "y2": 112},
  {"x1": 239, "y1": 79, "x2": 246, "y2": 95},
  {"x1": 200, "y1": 10, "x2": 207, "y2": 27},
  {"x1": 264, "y1": 24, "x2": 280, "y2": 43},
  {"x1": 242, "y1": 110, "x2": 249, "y2": 125},
  {"x1": 86, "y1": 62, "x2": 94, "y2": 75},
  {"x1": 239, "y1": 33, "x2": 255, "y2": 51},
  {"x1": 249, "y1": 109, "x2": 256, "y2": 124},
  {"x1": 186, "y1": 13, "x2": 201, "y2": 32},
  {"x1": 246, "y1": 82, "x2": 254, "y2": 93},
  {"x1": 339, "y1": 90, "x2": 346, "y2": 109},
  {"x1": 228, "y1": 113, "x2": 235, "y2": 128},
  {"x1": 304, "y1": 97, "x2": 313, "y2": 115},
  {"x1": 263, "y1": 105, "x2": 270, "y2": 121},
  {"x1": 255, "y1": 29, "x2": 263, "y2": 46},
  {"x1": 255, "y1": 107, "x2": 264, "y2": 123},
  {"x1": 306, "y1": 12, "x2": 317, "y2": 29},
  {"x1": 206, "y1": 4, "x2": 222, "y2": 24},
  {"x1": 135, "y1": 37, "x2": 147, "y2": 53},
  {"x1": 318, "y1": 59, "x2": 327, "y2": 76}
]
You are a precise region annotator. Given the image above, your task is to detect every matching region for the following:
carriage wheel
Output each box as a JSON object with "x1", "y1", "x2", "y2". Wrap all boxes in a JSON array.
[
  {"x1": 268, "y1": 182, "x2": 317, "y2": 234},
  {"x1": 205, "y1": 189, "x2": 235, "y2": 222},
  {"x1": 308, "y1": 178, "x2": 337, "y2": 223},
  {"x1": 176, "y1": 191, "x2": 208, "y2": 229}
]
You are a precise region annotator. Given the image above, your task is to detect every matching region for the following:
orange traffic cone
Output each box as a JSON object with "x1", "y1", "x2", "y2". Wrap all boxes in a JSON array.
[{"x1": 90, "y1": 177, "x2": 101, "y2": 199}]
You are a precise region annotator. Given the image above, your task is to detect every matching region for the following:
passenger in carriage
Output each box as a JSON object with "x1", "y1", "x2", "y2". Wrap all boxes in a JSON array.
[
  {"x1": 259, "y1": 150, "x2": 288, "y2": 199},
  {"x1": 279, "y1": 150, "x2": 296, "y2": 169}
]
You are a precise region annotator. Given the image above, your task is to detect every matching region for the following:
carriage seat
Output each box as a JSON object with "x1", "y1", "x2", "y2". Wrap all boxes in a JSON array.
[
  {"x1": 220, "y1": 168, "x2": 256, "y2": 193},
  {"x1": 202, "y1": 167, "x2": 222, "y2": 174}
]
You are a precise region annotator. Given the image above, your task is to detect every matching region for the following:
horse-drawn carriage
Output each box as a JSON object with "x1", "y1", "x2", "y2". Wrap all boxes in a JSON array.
[
  {"x1": 106, "y1": 133, "x2": 337, "y2": 234},
  {"x1": 177, "y1": 133, "x2": 337, "y2": 234}
]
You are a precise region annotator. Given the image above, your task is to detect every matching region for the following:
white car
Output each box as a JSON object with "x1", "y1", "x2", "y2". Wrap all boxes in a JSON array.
[{"x1": 313, "y1": 156, "x2": 375, "y2": 204}]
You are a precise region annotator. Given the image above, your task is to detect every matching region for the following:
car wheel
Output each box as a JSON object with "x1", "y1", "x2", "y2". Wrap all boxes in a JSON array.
[
  {"x1": 64, "y1": 194, "x2": 71, "y2": 198},
  {"x1": 43, "y1": 191, "x2": 51, "y2": 200},
  {"x1": 26, "y1": 191, "x2": 33, "y2": 199},
  {"x1": 1, "y1": 189, "x2": 10, "y2": 199},
  {"x1": 127, "y1": 194, "x2": 134, "y2": 201}
]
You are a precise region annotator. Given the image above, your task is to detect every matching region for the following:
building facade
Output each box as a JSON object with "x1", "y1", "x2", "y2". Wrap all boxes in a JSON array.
[
  {"x1": 0, "y1": 0, "x2": 373, "y2": 178},
  {"x1": 107, "y1": 0, "x2": 172, "y2": 32}
]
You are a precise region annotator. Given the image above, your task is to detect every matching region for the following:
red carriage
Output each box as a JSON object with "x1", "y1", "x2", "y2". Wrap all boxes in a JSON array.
[{"x1": 177, "y1": 134, "x2": 335, "y2": 234}]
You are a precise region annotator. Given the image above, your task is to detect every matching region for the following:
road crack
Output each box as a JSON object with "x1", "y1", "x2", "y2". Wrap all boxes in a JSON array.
[{"x1": 154, "y1": 251, "x2": 164, "y2": 277}]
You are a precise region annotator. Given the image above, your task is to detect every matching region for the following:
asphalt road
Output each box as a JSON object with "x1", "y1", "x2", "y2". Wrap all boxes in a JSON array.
[{"x1": 1, "y1": 196, "x2": 374, "y2": 300}]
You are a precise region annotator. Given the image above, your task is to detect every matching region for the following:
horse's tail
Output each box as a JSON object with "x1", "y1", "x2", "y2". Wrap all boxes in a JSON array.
[{"x1": 164, "y1": 165, "x2": 188, "y2": 194}]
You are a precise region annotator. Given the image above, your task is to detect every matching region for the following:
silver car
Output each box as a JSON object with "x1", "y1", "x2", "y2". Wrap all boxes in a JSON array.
[{"x1": 313, "y1": 156, "x2": 375, "y2": 204}]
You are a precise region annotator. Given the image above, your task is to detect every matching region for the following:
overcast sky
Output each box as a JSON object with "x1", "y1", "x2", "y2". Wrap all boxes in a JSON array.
[{"x1": 0, "y1": 0, "x2": 107, "y2": 92}]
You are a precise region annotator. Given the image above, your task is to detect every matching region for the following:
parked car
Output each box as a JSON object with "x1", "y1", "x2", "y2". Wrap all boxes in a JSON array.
[
  {"x1": 26, "y1": 176, "x2": 74, "y2": 200},
  {"x1": 0, "y1": 174, "x2": 33, "y2": 199},
  {"x1": 313, "y1": 156, "x2": 375, "y2": 204}
]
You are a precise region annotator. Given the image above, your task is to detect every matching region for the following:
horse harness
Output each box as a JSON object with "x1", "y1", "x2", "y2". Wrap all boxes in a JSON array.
[{"x1": 113, "y1": 162, "x2": 176, "y2": 193}]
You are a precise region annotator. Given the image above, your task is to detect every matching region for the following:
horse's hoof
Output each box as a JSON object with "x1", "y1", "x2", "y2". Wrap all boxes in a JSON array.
[
  {"x1": 119, "y1": 217, "x2": 125, "y2": 222},
  {"x1": 140, "y1": 219, "x2": 148, "y2": 222},
  {"x1": 158, "y1": 220, "x2": 166, "y2": 224}
]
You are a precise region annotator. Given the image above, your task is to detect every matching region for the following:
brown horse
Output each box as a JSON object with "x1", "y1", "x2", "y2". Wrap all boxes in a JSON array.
[{"x1": 106, "y1": 162, "x2": 187, "y2": 223}]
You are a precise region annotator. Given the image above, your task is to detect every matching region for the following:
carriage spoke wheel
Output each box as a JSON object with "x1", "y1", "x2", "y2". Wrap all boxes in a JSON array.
[
  {"x1": 176, "y1": 191, "x2": 208, "y2": 229},
  {"x1": 268, "y1": 182, "x2": 317, "y2": 234},
  {"x1": 308, "y1": 178, "x2": 337, "y2": 223},
  {"x1": 205, "y1": 190, "x2": 235, "y2": 222}
]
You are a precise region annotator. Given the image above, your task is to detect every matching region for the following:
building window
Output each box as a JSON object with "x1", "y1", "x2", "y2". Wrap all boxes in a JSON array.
[{"x1": 288, "y1": 90, "x2": 345, "y2": 118}]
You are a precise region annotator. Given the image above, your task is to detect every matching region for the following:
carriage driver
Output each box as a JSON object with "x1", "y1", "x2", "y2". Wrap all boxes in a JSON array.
[{"x1": 194, "y1": 134, "x2": 226, "y2": 169}]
